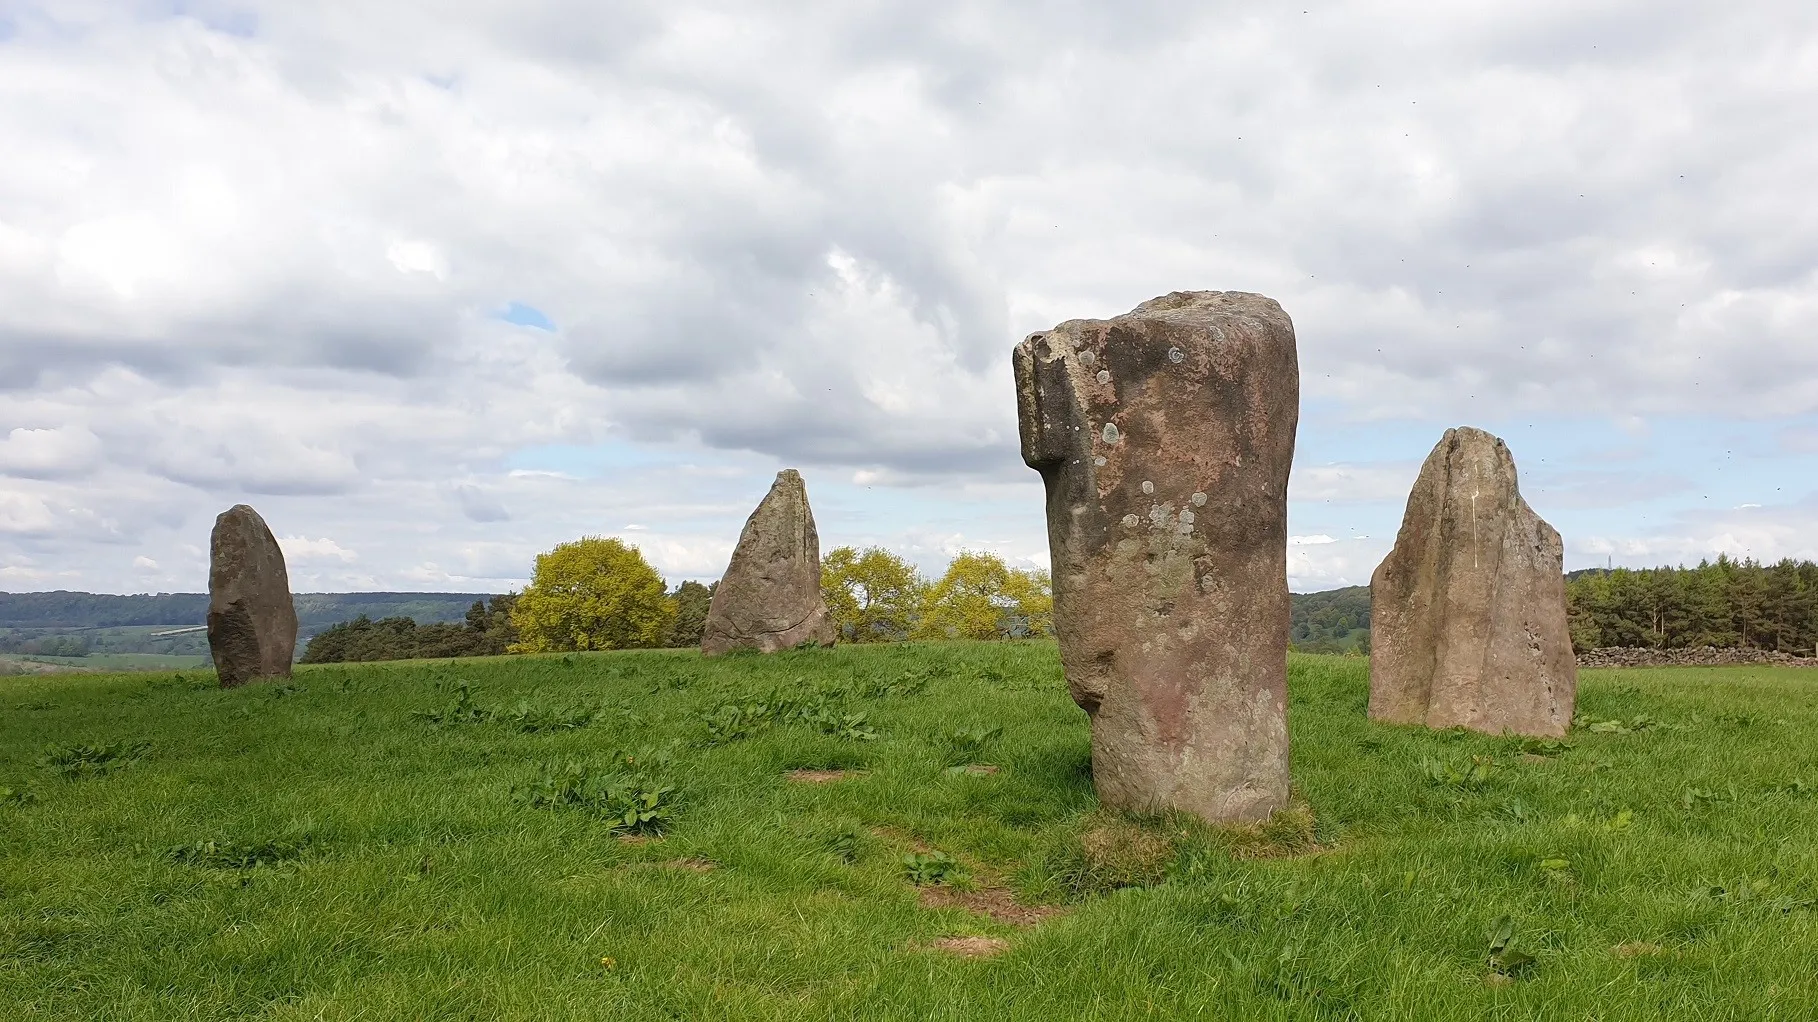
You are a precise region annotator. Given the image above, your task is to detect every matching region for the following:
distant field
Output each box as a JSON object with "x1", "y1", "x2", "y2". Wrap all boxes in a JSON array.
[
  {"x1": 3, "y1": 645, "x2": 1816, "y2": 1020},
  {"x1": 0, "y1": 652, "x2": 211, "y2": 676}
]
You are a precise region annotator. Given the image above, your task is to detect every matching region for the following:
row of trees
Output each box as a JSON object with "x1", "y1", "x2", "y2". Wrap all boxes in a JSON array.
[
  {"x1": 300, "y1": 594, "x2": 520, "y2": 663},
  {"x1": 301, "y1": 537, "x2": 1051, "y2": 662},
  {"x1": 0, "y1": 632, "x2": 92, "y2": 657},
  {"x1": 501, "y1": 538, "x2": 1052, "y2": 651},
  {"x1": 822, "y1": 546, "x2": 1052, "y2": 642},
  {"x1": 1566, "y1": 558, "x2": 1818, "y2": 653}
]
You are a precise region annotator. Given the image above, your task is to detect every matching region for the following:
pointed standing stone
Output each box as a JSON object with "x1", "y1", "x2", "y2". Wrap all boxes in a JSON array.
[
  {"x1": 1014, "y1": 291, "x2": 1299, "y2": 824},
  {"x1": 207, "y1": 504, "x2": 298, "y2": 688},
  {"x1": 1369, "y1": 427, "x2": 1577, "y2": 737},
  {"x1": 701, "y1": 469, "x2": 836, "y2": 656}
]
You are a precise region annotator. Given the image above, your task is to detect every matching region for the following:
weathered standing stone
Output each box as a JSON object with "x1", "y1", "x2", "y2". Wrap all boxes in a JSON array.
[
  {"x1": 207, "y1": 504, "x2": 298, "y2": 688},
  {"x1": 1014, "y1": 291, "x2": 1299, "y2": 824},
  {"x1": 701, "y1": 469, "x2": 836, "y2": 656},
  {"x1": 1368, "y1": 427, "x2": 1577, "y2": 737}
]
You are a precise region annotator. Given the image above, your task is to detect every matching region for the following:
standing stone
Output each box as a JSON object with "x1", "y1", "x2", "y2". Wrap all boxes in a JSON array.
[
  {"x1": 1368, "y1": 427, "x2": 1577, "y2": 737},
  {"x1": 207, "y1": 504, "x2": 298, "y2": 688},
  {"x1": 1014, "y1": 291, "x2": 1298, "y2": 824},
  {"x1": 701, "y1": 469, "x2": 836, "y2": 656}
]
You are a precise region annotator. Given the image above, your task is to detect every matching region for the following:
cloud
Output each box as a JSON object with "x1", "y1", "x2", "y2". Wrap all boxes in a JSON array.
[
  {"x1": 1289, "y1": 463, "x2": 1420, "y2": 504},
  {"x1": 1526, "y1": 470, "x2": 1697, "y2": 510},
  {"x1": 278, "y1": 535, "x2": 358, "y2": 563},
  {"x1": 2, "y1": 1, "x2": 1816, "y2": 591},
  {"x1": 453, "y1": 484, "x2": 510, "y2": 523},
  {"x1": 0, "y1": 426, "x2": 102, "y2": 479},
  {"x1": 1571, "y1": 496, "x2": 1818, "y2": 568},
  {"x1": 1782, "y1": 426, "x2": 1818, "y2": 453}
]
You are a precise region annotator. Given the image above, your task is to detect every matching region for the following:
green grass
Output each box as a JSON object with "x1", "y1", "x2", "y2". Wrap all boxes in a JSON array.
[{"x1": 3, "y1": 644, "x2": 1817, "y2": 1020}]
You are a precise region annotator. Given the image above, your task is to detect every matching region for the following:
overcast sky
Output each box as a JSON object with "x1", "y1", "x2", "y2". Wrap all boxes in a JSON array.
[{"x1": 2, "y1": 0, "x2": 1816, "y2": 595}]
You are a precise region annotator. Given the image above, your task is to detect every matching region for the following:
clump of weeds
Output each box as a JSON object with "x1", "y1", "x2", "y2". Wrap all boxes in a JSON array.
[
  {"x1": 515, "y1": 760, "x2": 679, "y2": 837},
  {"x1": 39, "y1": 740, "x2": 151, "y2": 780}
]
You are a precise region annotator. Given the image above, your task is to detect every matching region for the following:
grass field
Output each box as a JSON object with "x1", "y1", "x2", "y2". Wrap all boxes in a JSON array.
[{"x1": 3, "y1": 643, "x2": 1817, "y2": 1020}]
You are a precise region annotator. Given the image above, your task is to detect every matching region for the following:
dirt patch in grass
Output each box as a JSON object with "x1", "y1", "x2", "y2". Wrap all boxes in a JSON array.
[
  {"x1": 1613, "y1": 942, "x2": 1667, "y2": 959},
  {"x1": 660, "y1": 858, "x2": 717, "y2": 872},
  {"x1": 919, "y1": 885, "x2": 1066, "y2": 927},
  {"x1": 929, "y1": 936, "x2": 1009, "y2": 959},
  {"x1": 949, "y1": 764, "x2": 1000, "y2": 776},
  {"x1": 870, "y1": 825, "x2": 935, "y2": 854},
  {"x1": 787, "y1": 769, "x2": 866, "y2": 784}
]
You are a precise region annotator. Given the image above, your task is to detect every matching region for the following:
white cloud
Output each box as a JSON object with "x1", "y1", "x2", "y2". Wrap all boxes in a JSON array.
[
  {"x1": 0, "y1": 426, "x2": 103, "y2": 479},
  {"x1": 1, "y1": 1, "x2": 1816, "y2": 592},
  {"x1": 1289, "y1": 463, "x2": 1421, "y2": 504},
  {"x1": 278, "y1": 535, "x2": 359, "y2": 563}
]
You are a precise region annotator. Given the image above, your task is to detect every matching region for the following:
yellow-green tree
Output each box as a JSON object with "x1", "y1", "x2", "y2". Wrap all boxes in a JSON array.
[
  {"x1": 916, "y1": 551, "x2": 1053, "y2": 640},
  {"x1": 822, "y1": 546, "x2": 926, "y2": 641},
  {"x1": 509, "y1": 537, "x2": 676, "y2": 652}
]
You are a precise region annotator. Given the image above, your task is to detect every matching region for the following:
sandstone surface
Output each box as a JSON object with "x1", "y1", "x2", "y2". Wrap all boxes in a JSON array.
[
  {"x1": 1014, "y1": 291, "x2": 1298, "y2": 824},
  {"x1": 207, "y1": 504, "x2": 298, "y2": 687},
  {"x1": 701, "y1": 469, "x2": 836, "y2": 656},
  {"x1": 1369, "y1": 427, "x2": 1577, "y2": 736}
]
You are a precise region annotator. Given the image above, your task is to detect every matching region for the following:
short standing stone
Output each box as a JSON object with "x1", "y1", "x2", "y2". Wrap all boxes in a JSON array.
[
  {"x1": 1014, "y1": 291, "x2": 1299, "y2": 824},
  {"x1": 1368, "y1": 427, "x2": 1577, "y2": 737},
  {"x1": 701, "y1": 469, "x2": 837, "y2": 656},
  {"x1": 207, "y1": 504, "x2": 298, "y2": 688}
]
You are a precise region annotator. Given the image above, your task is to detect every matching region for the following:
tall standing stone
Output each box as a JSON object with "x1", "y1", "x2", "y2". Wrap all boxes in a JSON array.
[
  {"x1": 701, "y1": 469, "x2": 836, "y2": 656},
  {"x1": 1014, "y1": 291, "x2": 1299, "y2": 824},
  {"x1": 207, "y1": 504, "x2": 298, "y2": 688},
  {"x1": 1368, "y1": 427, "x2": 1577, "y2": 737}
]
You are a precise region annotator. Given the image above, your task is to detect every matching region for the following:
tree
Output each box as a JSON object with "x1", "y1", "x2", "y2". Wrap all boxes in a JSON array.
[
  {"x1": 916, "y1": 551, "x2": 1052, "y2": 641},
  {"x1": 666, "y1": 580, "x2": 715, "y2": 648},
  {"x1": 509, "y1": 537, "x2": 675, "y2": 652},
  {"x1": 822, "y1": 546, "x2": 926, "y2": 641}
]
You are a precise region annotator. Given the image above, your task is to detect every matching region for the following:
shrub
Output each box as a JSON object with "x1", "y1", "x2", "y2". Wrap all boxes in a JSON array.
[
  {"x1": 515, "y1": 761, "x2": 679, "y2": 837},
  {"x1": 38, "y1": 740, "x2": 150, "y2": 780}
]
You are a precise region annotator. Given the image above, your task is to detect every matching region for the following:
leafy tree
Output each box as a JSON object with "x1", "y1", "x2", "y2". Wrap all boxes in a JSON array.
[
  {"x1": 510, "y1": 538, "x2": 675, "y2": 652},
  {"x1": 916, "y1": 551, "x2": 1051, "y2": 641},
  {"x1": 822, "y1": 546, "x2": 927, "y2": 641},
  {"x1": 666, "y1": 580, "x2": 716, "y2": 648}
]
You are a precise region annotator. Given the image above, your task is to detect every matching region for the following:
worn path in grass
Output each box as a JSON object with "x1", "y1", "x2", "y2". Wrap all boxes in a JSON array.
[{"x1": 3, "y1": 644, "x2": 1817, "y2": 1020}]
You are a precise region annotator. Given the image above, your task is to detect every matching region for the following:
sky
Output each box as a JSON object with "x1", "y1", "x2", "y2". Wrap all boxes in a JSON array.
[{"x1": 1, "y1": 0, "x2": 1816, "y2": 596}]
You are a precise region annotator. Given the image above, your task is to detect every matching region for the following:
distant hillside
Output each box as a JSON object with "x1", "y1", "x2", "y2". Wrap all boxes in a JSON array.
[
  {"x1": 0, "y1": 591, "x2": 494, "y2": 630},
  {"x1": 1290, "y1": 585, "x2": 1372, "y2": 653},
  {"x1": 0, "y1": 591, "x2": 496, "y2": 664}
]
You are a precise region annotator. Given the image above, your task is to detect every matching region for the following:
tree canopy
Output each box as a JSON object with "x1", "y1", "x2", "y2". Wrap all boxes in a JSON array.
[
  {"x1": 821, "y1": 546, "x2": 927, "y2": 642},
  {"x1": 509, "y1": 537, "x2": 675, "y2": 652},
  {"x1": 914, "y1": 551, "x2": 1052, "y2": 641},
  {"x1": 1566, "y1": 558, "x2": 1818, "y2": 653}
]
